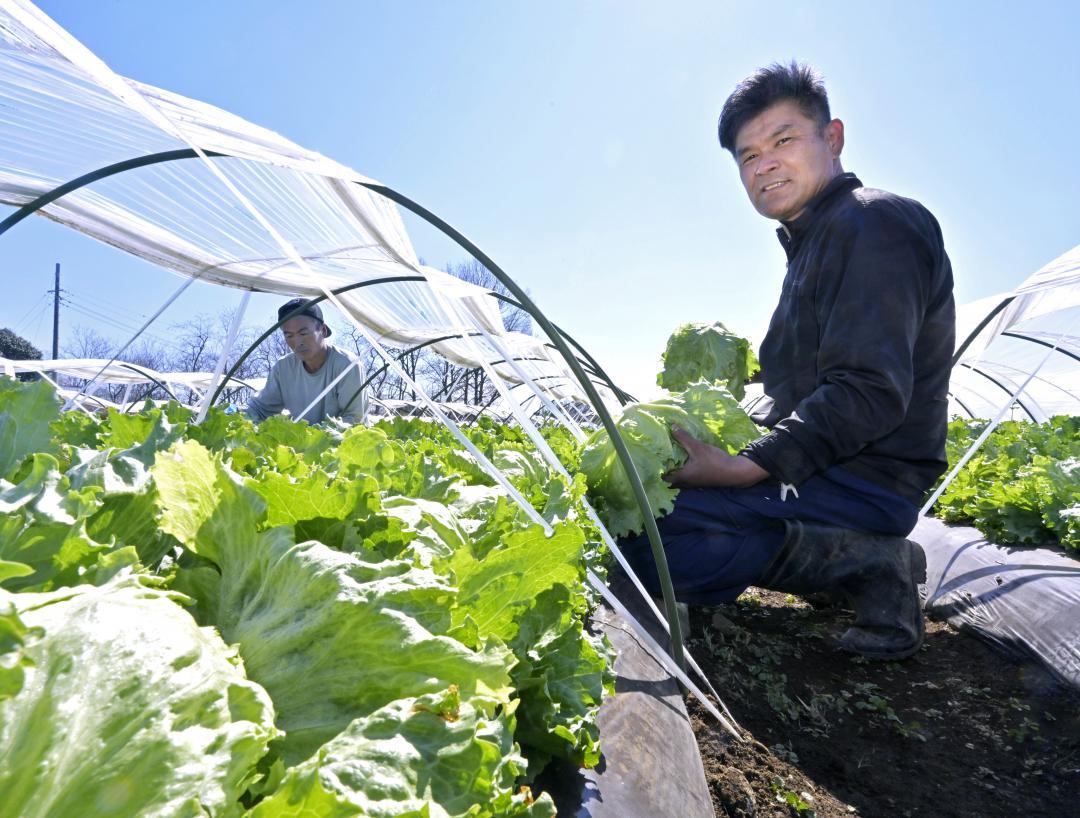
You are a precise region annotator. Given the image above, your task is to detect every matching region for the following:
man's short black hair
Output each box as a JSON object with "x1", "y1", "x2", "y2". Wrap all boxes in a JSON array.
[{"x1": 717, "y1": 61, "x2": 831, "y2": 155}]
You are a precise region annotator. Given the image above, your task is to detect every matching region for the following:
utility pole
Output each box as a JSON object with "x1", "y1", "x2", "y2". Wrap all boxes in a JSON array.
[{"x1": 51, "y1": 262, "x2": 60, "y2": 360}]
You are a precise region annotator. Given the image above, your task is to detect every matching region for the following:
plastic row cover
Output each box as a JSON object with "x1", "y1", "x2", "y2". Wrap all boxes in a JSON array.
[
  {"x1": 913, "y1": 516, "x2": 1080, "y2": 689},
  {"x1": 951, "y1": 243, "x2": 1080, "y2": 422},
  {"x1": 0, "y1": 1, "x2": 607, "y2": 406}
]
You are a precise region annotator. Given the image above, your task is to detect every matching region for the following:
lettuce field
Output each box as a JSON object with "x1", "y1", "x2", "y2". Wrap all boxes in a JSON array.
[
  {"x1": 4, "y1": 363, "x2": 1073, "y2": 817},
  {"x1": 0, "y1": 378, "x2": 615, "y2": 817},
  {"x1": 934, "y1": 416, "x2": 1080, "y2": 551}
]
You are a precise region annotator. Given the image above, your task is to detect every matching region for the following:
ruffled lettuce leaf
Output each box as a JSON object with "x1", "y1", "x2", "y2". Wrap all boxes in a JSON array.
[
  {"x1": 0, "y1": 379, "x2": 60, "y2": 479},
  {"x1": 0, "y1": 573, "x2": 278, "y2": 818},
  {"x1": 444, "y1": 522, "x2": 585, "y2": 643},
  {"x1": 510, "y1": 583, "x2": 614, "y2": 773},
  {"x1": 153, "y1": 440, "x2": 514, "y2": 766},
  {"x1": 580, "y1": 382, "x2": 762, "y2": 537},
  {"x1": 0, "y1": 453, "x2": 114, "y2": 592},
  {"x1": 246, "y1": 468, "x2": 412, "y2": 556},
  {"x1": 441, "y1": 521, "x2": 614, "y2": 770},
  {"x1": 656, "y1": 321, "x2": 760, "y2": 399},
  {"x1": 246, "y1": 687, "x2": 555, "y2": 818},
  {"x1": 0, "y1": 602, "x2": 34, "y2": 701}
]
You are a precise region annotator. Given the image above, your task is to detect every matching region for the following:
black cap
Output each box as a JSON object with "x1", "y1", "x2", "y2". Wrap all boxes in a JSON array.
[{"x1": 278, "y1": 298, "x2": 331, "y2": 336}]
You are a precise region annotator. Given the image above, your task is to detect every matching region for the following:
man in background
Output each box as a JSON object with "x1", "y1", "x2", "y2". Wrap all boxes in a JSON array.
[{"x1": 244, "y1": 298, "x2": 367, "y2": 425}]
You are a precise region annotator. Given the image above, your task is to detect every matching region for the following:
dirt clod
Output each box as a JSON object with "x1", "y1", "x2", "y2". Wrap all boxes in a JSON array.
[{"x1": 713, "y1": 765, "x2": 757, "y2": 817}]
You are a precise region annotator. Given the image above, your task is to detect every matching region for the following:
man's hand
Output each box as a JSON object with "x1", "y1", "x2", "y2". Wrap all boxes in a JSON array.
[{"x1": 664, "y1": 424, "x2": 770, "y2": 488}]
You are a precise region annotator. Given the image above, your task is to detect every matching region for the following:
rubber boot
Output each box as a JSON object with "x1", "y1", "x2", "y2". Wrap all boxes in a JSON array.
[{"x1": 756, "y1": 519, "x2": 927, "y2": 660}]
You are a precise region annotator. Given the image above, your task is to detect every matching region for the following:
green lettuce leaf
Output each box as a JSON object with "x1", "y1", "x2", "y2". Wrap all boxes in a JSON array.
[
  {"x1": 441, "y1": 522, "x2": 614, "y2": 771},
  {"x1": 381, "y1": 495, "x2": 470, "y2": 565},
  {"x1": 247, "y1": 687, "x2": 555, "y2": 818},
  {"x1": 0, "y1": 573, "x2": 278, "y2": 818},
  {"x1": 49, "y1": 407, "x2": 102, "y2": 451},
  {"x1": 510, "y1": 584, "x2": 614, "y2": 772},
  {"x1": 0, "y1": 602, "x2": 34, "y2": 701},
  {"x1": 445, "y1": 522, "x2": 585, "y2": 643},
  {"x1": 0, "y1": 453, "x2": 111, "y2": 592},
  {"x1": 65, "y1": 442, "x2": 180, "y2": 568},
  {"x1": 580, "y1": 382, "x2": 762, "y2": 537},
  {"x1": 935, "y1": 417, "x2": 1080, "y2": 550},
  {"x1": 0, "y1": 379, "x2": 61, "y2": 479},
  {"x1": 98, "y1": 406, "x2": 187, "y2": 462},
  {"x1": 245, "y1": 468, "x2": 413, "y2": 557},
  {"x1": 154, "y1": 440, "x2": 515, "y2": 766},
  {"x1": 656, "y1": 321, "x2": 760, "y2": 399}
]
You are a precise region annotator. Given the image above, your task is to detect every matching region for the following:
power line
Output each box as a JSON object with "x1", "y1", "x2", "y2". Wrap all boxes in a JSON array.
[
  {"x1": 70, "y1": 288, "x2": 165, "y2": 325},
  {"x1": 31, "y1": 296, "x2": 50, "y2": 350},
  {"x1": 63, "y1": 289, "x2": 221, "y2": 351},
  {"x1": 11, "y1": 292, "x2": 50, "y2": 335},
  {"x1": 61, "y1": 294, "x2": 171, "y2": 341},
  {"x1": 60, "y1": 298, "x2": 174, "y2": 350}
]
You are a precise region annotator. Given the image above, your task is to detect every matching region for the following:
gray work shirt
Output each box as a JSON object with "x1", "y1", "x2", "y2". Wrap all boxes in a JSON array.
[{"x1": 244, "y1": 344, "x2": 367, "y2": 424}]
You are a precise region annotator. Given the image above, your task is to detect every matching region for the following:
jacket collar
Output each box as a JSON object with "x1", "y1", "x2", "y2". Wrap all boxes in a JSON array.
[{"x1": 776, "y1": 172, "x2": 862, "y2": 259}]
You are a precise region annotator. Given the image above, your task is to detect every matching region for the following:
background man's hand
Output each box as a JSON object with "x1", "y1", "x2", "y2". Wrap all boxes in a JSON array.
[{"x1": 664, "y1": 424, "x2": 770, "y2": 488}]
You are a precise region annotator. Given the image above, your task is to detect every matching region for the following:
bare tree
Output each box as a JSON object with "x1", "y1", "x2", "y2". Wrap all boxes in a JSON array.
[
  {"x1": 417, "y1": 259, "x2": 534, "y2": 409},
  {"x1": 167, "y1": 317, "x2": 214, "y2": 374},
  {"x1": 60, "y1": 327, "x2": 153, "y2": 404},
  {"x1": 63, "y1": 326, "x2": 115, "y2": 360},
  {"x1": 447, "y1": 258, "x2": 532, "y2": 335}
]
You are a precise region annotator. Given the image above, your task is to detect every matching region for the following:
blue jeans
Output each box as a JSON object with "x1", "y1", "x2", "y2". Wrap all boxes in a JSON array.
[{"x1": 616, "y1": 467, "x2": 919, "y2": 605}]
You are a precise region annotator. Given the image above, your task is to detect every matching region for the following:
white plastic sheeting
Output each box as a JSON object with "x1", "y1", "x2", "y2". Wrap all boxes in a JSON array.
[
  {"x1": 0, "y1": 357, "x2": 262, "y2": 405},
  {"x1": 951, "y1": 243, "x2": 1080, "y2": 422},
  {"x1": 0, "y1": 0, "x2": 606, "y2": 406}
]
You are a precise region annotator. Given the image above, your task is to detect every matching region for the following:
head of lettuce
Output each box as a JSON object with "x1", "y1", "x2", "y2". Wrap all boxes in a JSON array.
[
  {"x1": 657, "y1": 321, "x2": 760, "y2": 400},
  {"x1": 579, "y1": 382, "x2": 762, "y2": 538}
]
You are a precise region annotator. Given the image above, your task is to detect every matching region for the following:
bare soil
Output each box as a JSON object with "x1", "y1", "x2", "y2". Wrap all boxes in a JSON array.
[{"x1": 686, "y1": 589, "x2": 1080, "y2": 818}]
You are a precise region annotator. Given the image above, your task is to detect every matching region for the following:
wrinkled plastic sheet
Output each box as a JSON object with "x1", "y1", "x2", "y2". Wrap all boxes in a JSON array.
[
  {"x1": 912, "y1": 516, "x2": 1080, "y2": 688},
  {"x1": 538, "y1": 590, "x2": 715, "y2": 817}
]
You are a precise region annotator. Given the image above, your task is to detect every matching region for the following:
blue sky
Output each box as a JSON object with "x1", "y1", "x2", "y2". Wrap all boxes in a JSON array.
[{"x1": 4, "y1": 0, "x2": 1079, "y2": 400}]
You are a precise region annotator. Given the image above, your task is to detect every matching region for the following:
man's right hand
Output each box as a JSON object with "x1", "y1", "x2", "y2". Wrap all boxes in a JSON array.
[{"x1": 664, "y1": 424, "x2": 770, "y2": 489}]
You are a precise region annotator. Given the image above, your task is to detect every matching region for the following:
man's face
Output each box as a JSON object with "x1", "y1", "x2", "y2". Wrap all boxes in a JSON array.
[
  {"x1": 733, "y1": 99, "x2": 844, "y2": 223},
  {"x1": 282, "y1": 315, "x2": 328, "y2": 364}
]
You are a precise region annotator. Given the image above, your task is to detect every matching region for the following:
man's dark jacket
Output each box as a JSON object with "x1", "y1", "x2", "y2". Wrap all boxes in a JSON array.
[{"x1": 741, "y1": 173, "x2": 955, "y2": 505}]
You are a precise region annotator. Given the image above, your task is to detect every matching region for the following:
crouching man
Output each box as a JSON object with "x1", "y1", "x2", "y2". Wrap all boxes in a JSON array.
[
  {"x1": 620, "y1": 62, "x2": 955, "y2": 660},
  {"x1": 245, "y1": 298, "x2": 368, "y2": 425}
]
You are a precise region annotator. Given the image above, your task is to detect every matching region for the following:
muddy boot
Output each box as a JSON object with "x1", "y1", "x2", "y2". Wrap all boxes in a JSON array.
[{"x1": 756, "y1": 520, "x2": 927, "y2": 660}]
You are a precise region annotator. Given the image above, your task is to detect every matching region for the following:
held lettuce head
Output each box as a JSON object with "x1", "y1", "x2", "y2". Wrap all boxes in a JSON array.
[
  {"x1": 657, "y1": 322, "x2": 760, "y2": 400},
  {"x1": 579, "y1": 383, "x2": 762, "y2": 538}
]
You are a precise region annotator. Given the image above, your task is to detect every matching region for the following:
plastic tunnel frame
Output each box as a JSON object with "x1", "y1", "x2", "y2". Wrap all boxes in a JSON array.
[
  {"x1": 0, "y1": 150, "x2": 631, "y2": 405},
  {"x1": 1002, "y1": 330, "x2": 1080, "y2": 366},
  {"x1": 359, "y1": 179, "x2": 688, "y2": 670},
  {"x1": 956, "y1": 362, "x2": 1039, "y2": 422},
  {"x1": 0, "y1": 148, "x2": 689, "y2": 669},
  {"x1": 220, "y1": 306, "x2": 620, "y2": 419}
]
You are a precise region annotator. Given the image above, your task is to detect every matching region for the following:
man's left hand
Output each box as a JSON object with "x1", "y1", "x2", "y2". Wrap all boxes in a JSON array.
[{"x1": 664, "y1": 424, "x2": 770, "y2": 488}]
